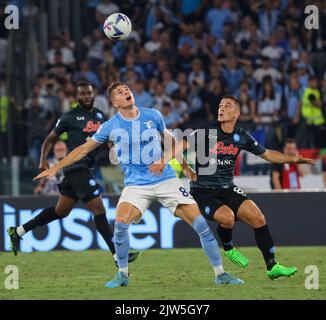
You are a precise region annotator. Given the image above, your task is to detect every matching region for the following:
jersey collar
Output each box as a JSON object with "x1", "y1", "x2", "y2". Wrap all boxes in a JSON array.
[
  {"x1": 76, "y1": 104, "x2": 94, "y2": 114},
  {"x1": 118, "y1": 106, "x2": 140, "y2": 121},
  {"x1": 217, "y1": 121, "x2": 238, "y2": 135}
]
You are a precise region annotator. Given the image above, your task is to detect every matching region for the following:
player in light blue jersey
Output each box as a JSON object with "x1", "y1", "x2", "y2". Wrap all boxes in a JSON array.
[{"x1": 35, "y1": 82, "x2": 243, "y2": 288}]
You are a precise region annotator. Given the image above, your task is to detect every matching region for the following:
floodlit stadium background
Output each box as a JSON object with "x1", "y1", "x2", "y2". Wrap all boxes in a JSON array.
[{"x1": 0, "y1": 1, "x2": 326, "y2": 251}]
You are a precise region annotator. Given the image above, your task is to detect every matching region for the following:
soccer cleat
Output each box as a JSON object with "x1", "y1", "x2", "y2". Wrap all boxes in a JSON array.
[
  {"x1": 267, "y1": 263, "x2": 297, "y2": 280},
  {"x1": 114, "y1": 251, "x2": 141, "y2": 268},
  {"x1": 224, "y1": 248, "x2": 249, "y2": 267},
  {"x1": 7, "y1": 227, "x2": 22, "y2": 256},
  {"x1": 215, "y1": 272, "x2": 245, "y2": 285},
  {"x1": 105, "y1": 272, "x2": 129, "y2": 288}
]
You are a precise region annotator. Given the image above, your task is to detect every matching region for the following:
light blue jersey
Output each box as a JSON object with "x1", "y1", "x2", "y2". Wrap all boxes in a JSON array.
[{"x1": 92, "y1": 107, "x2": 176, "y2": 186}]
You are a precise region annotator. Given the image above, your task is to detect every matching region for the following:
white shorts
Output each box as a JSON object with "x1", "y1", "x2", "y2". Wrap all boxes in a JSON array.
[{"x1": 117, "y1": 178, "x2": 197, "y2": 217}]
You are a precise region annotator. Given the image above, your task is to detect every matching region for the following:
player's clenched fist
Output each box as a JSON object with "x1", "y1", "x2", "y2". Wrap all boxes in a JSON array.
[
  {"x1": 183, "y1": 165, "x2": 197, "y2": 182},
  {"x1": 148, "y1": 161, "x2": 166, "y2": 176}
]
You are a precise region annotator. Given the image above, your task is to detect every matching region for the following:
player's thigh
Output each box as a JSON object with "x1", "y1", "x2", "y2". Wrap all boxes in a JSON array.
[
  {"x1": 85, "y1": 195, "x2": 106, "y2": 216},
  {"x1": 117, "y1": 186, "x2": 153, "y2": 224},
  {"x1": 223, "y1": 185, "x2": 250, "y2": 220},
  {"x1": 213, "y1": 205, "x2": 235, "y2": 229},
  {"x1": 156, "y1": 178, "x2": 197, "y2": 219},
  {"x1": 175, "y1": 203, "x2": 202, "y2": 226},
  {"x1": 55, "y1": 194, "x2": 77, "y2": 217},
  {"x1": 116, "y1": 202, "x2": 142, "y2": 224},
  {"x1": 236, "y1": 199, "x2": 266, "y2": 228},
  {"x1": 190, "y1": 189, "x2": 233, "y2": 227}
]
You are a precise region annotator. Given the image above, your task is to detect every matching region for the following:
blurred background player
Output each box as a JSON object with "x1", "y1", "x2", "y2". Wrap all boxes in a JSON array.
[
  {"x1": 271, "y1": 138, "x2": 305, "y2": 190},
  {"x1": 34, "y1": 140, "x2": 67, "y2": 195},
  {"x1": 7, "y1": 82, "x2": 139, "y2": 267}
]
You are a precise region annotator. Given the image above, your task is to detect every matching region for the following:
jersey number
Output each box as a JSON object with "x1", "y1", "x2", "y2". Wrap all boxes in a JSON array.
[
  {"x1": 179, "y1": 187, "x2": 189, "y2": 197},
  {"x1": 233, "y1": 186, "x2": 246, "y2": 196}
]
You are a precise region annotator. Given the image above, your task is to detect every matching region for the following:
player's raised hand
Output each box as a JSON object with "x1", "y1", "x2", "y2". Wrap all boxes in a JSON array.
[
  {"x1": 183, "y1": 165, "x2": 197, "y2": 181},
  {"x1": 294, "y1": 155, "x2": 316, "y2": 165},
  {"x1": 148, "y1": 161, "x2": 166, "y2": 176},
  {"x1": 33, "y1": 167, "x2": 57, "y2": 181}
]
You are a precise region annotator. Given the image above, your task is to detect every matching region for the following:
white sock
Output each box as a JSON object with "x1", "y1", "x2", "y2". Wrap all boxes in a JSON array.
[
  {"x1": 214, "y1": 265, "x2": 225, "y2": 277},
  {"x1": 119, "y1": 267, "x2": 128, "y2": 276},
  {"x1": 113, "y1": 253, "x2": 117, "y2": 262},
  {"x1": 16, "y1": 226, "x2": 26, "y2": 237}
]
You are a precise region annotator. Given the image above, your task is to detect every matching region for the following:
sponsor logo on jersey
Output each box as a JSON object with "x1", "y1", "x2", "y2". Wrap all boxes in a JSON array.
[
  {"x1": 96, "y1": 112, "x2": 103, "y2": 120},
  {"x1": 233, "y1": 133, "x2": 240, "y2": 142},
  {"x1": 143, "y1": 120, "x2": 153, "y2": 129},
  {"x1": 205, "y1": 206, "x2": 211, "y2": 215},
  {"x1": 209, "y1": 141, "x2": 239, "y2": 155},
  {"x1": 89, "y1": 179, "x2": 96, "y2": 186},
  {"x1": 209, "y1": 158, "x2": 233, "y2": 165},
  {"x1": 83, "y1": 121, "x2": 101, "y2": 133},
  {"x1": 77, "y1": 116, "x2": 85, "y2": 120}
]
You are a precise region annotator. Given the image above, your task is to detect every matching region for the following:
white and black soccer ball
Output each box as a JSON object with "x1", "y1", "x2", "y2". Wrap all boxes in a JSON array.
[{"x1": 103, "y1": 13, "x2": 132, "y2": 41}]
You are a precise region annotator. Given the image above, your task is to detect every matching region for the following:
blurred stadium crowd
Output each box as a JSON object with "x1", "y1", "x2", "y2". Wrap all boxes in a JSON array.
[{"x1": 0, "y1": 0, "x2": 326, "y2": 193}]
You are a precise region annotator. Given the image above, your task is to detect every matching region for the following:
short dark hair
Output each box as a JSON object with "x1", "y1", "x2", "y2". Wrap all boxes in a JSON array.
[
  {"x1": 284, "y1": 138, "x2": 297, "y2": 146},
  {"x1": 77, "y1": 81, "x2": 93, "y2": 89},
  {"x1": 221, "y1": 95, "x2": 241, "y2": 109},
  {"x1": 107, "y1": 81, "x2": 125, "y2": 99}
]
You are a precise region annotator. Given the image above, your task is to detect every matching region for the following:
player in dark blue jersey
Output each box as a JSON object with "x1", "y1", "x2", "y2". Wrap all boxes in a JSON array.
[
  {"x1": 169, "y1": 95, "x2": 315, "y2": 280},
  {"x1": 7, "y1": 82, "x2": 139, "y2": 268}
]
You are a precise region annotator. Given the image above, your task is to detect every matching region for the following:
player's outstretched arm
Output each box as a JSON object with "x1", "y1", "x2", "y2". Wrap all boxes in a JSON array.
[
  {"x1": 33, "y1": 138, "x2": 101, "y2": 180},
  {"x1": 39, "y1": 131, "x2": 58, "y2": 171},
  {"x1": 259, "y1": 149, "x2": 316, "y2": 165}
]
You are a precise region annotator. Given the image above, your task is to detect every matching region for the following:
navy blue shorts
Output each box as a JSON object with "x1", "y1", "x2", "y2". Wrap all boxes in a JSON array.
[
  {"x1": 190, "y1": 185, "x2": 250, "y2": 221},
  {"x1": 57, "y1": 169, "x2": 101, "y2": 203}
]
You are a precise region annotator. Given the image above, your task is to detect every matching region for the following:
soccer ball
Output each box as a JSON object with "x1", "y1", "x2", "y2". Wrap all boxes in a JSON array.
[{"x1": 103, "y1": 13, "x2": 132, "y2": 41}]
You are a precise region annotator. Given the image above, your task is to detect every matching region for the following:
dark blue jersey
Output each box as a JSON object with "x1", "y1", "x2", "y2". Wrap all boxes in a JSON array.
[
  {"x1": 187, "y1": 123, "x2": 266, "y2": 190},
  {"x1": 53, "y1": 105, "x2": 105, "y2": 174}
]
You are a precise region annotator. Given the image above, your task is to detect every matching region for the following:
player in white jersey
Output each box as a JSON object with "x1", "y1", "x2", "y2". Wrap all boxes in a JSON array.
[{"x1": 35, "y1": 82, "x2": 243, "y2": 288}]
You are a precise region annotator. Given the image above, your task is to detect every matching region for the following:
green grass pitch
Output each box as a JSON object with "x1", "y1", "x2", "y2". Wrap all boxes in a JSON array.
[{"x1": 0, "y1": 247, "x2": 325, "y2": 300}]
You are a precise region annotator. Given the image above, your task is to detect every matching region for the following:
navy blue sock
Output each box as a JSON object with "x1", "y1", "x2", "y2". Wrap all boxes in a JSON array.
[
  {"x1": 94, "y1": 214, "x2": 115, "y2": 254},
  {"x1": 23, "y1": 207, "x2": 59, "y2": 233},
  {"x1": 217, "y1": 225, "x2": 234, "y2": 251},
  {"x1": 254, "y1": 224, "x2": 277, "y2": 270}
]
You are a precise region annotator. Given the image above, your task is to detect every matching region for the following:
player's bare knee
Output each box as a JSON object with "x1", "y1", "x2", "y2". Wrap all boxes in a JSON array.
[
  {"x1": 115, "y1": 215, "x2": 131, "y2": 224},
  {"x1": 214, "y1": 207, "x2": 234, "y2": 229},
  {"x1": 223, "y1": 214, "x2": 235, "y2": 229},
  {"x1": 55, "y1": 207, "x2": 71, "y2": 218},
  {"x1": 251, "y1": 210, "x2": 266, "y2": 228}
]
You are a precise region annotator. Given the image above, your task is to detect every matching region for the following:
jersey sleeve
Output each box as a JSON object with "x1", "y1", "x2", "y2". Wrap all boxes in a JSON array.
[
  {"x1": 52, "y1": 114, "x2": 70, "y2": 136},
  {"x1": 243, "y1": 131, "x2": 266, "y2": 156},
  {"x1": 91, "y1": 120, "x2": 113, "y2": 144},
  {"x1": 152, "y1": 109, "x2": 167, "y2": 133}
]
